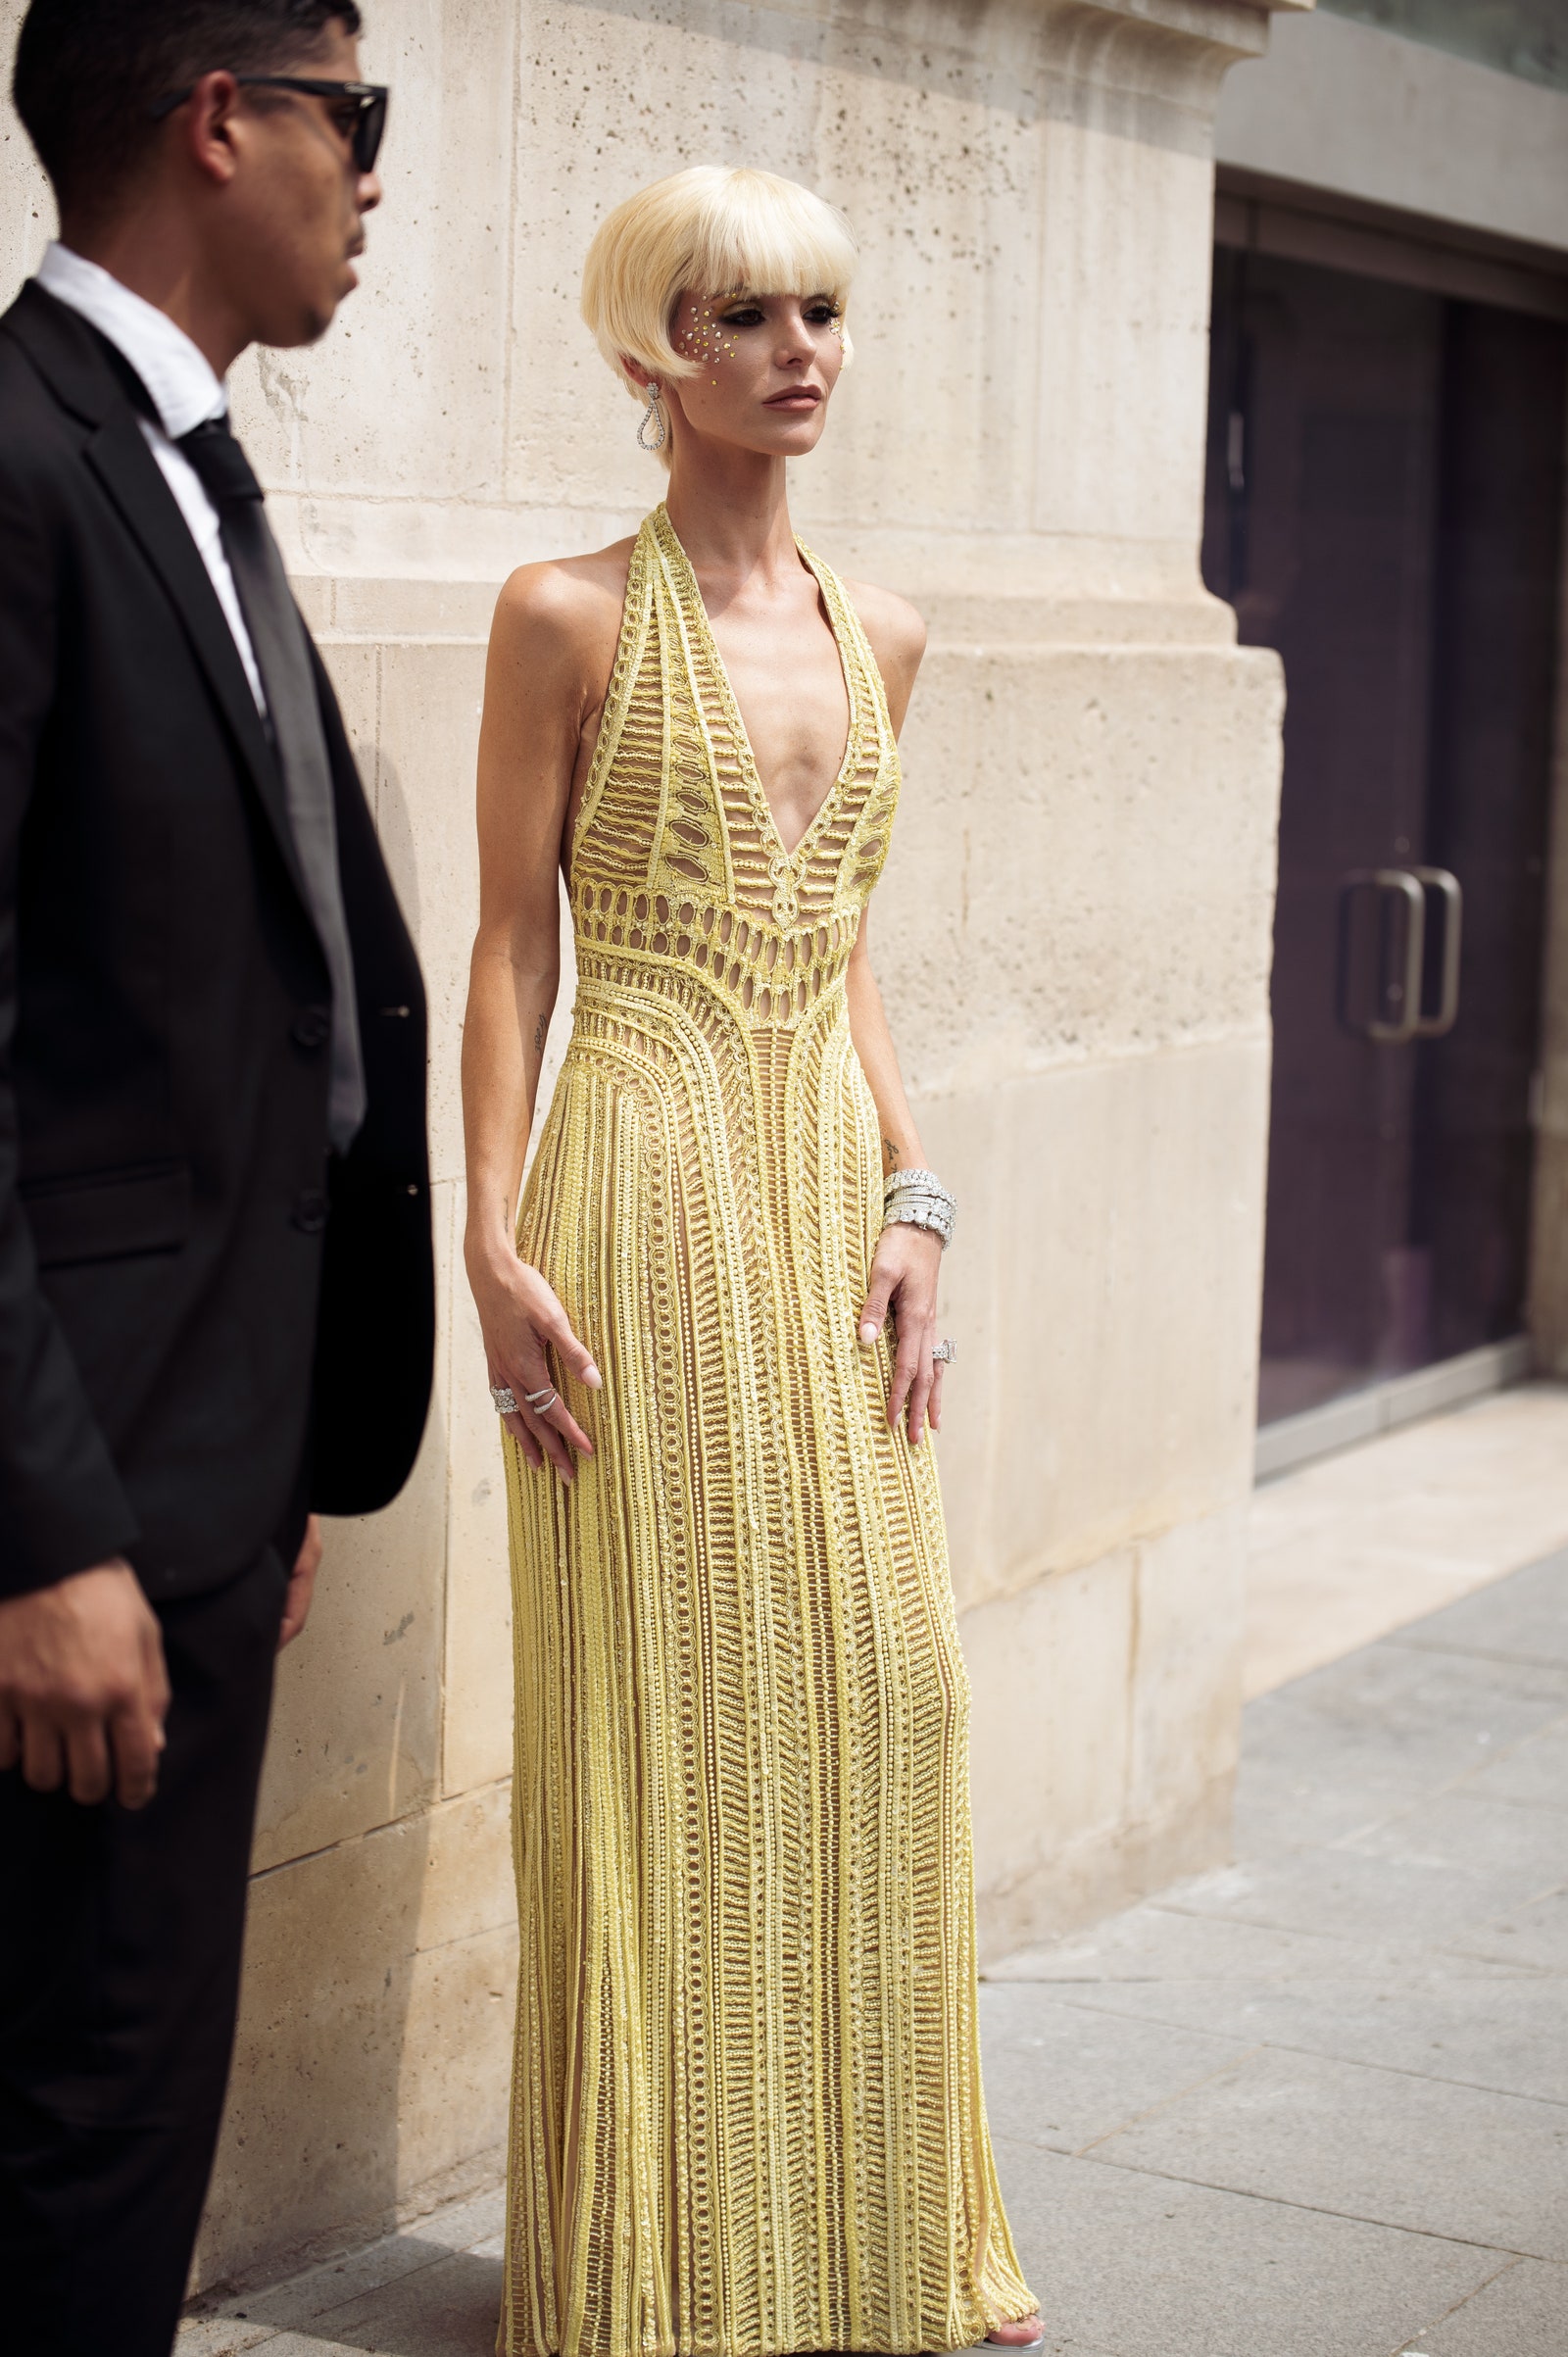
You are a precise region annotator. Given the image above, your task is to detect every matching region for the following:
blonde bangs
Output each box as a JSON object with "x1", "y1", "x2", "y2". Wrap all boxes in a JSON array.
[{"x1": 581, "y1": 166, "x2": 858, "y2": 395}]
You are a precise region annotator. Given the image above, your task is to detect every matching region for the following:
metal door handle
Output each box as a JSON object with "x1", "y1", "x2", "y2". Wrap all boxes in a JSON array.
[
  {"x1": 1411, "y1": 865, "x2": 1462, "y2": 1038},
  {"x1": 1339, "y1": 867, "x2": 1426, "y2": 1044}
]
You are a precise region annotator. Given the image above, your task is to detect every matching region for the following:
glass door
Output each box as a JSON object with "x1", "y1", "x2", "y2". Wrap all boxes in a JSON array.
[{"x1": 1203, "y1": 249, "x2": 1567, "y2": 1426}]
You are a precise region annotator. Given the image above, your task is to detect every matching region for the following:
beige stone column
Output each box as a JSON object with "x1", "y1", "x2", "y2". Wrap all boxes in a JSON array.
[{"x1": 0, "y1": 0, "x2": 1294, "y2": 2286}]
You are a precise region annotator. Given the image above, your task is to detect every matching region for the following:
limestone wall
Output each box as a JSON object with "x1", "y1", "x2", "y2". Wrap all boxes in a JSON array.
[{"x1": 0, "y1": 0, "x2": 1288, "y2": 2288}]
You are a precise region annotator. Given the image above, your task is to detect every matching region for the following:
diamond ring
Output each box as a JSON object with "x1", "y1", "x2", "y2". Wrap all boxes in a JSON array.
[
  {"x1": 490, "y1": 1383, "x2": 519, "y2": 1414},
  {"x1": 932, "y1": 1339, "x2": 956, "y2": 1365}
]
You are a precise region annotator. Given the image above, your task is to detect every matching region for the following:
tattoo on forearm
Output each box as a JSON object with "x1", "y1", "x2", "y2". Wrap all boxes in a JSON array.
[
  {"x1": 532, "y1": 1013, "x2": 548, "y2": 1056},
  {"x1": 883, "y1": 1136, "x2": 904, "y2": 1173}
]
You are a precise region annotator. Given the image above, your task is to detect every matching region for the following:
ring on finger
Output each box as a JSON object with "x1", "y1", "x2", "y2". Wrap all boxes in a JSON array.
[
  {"x1": 524, "y1": 1386, "x2": 559, "y2": 1415},
  {"x1": 932, "y1": 1338, "x2": 956, "y2": 1365}
]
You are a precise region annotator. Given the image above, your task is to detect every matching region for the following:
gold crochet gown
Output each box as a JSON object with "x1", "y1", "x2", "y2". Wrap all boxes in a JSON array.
[{"x1": 501, "y1": 505, "x2": 1034, "y2": 2357}]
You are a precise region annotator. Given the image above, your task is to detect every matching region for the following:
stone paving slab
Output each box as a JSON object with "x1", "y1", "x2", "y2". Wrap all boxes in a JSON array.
[
  {"x1": 987, "y1": 1903, "x2": 1536, "y2": 1989},
  {"x1": 253, "y1": 2243, "x2": 505, "y2": 2355},
  {"x1": 178, "y1": 2193, "x2": 508, "y2": 2355},
  {"x1": 1087, "y1": 2041, "x2": 1568, "y2": 2259},
  {"x1": 1460, "y1": 1715, "x2": 1568, "y2": 1810},
  {"x1": 233, "y1": 2198, "x2": 506, "y2": 2339},
  {"x1": 979, "y1": 1986, "x2": 1257, "y2": 2152},
  {"x1": 1412, "y1": 2255, "x2": 1568, "y2": 2354},
  {"x1": 1163, "y1": 1842, "x2": 1559, "y2": 1947},
  {"x1": 1243, "y1": 1384, "x2": 1568, "y2": 1696},
  {"x1": 1394, "y1": 1550, "x2": 1568, "y2": 1669},
  {"x1": 1019, "y1": 1971, "x2": 1568, "y2": 2105},
  {"x1": 1232, "y1": 1645, "x2": 1568, "y2": 1858},
  {"x1": 176, "y1": 2320, "x2": 278, "y2": 2356},
  {"x1": 1340, "y1": 1783, "x2": 1568, "y2": 1881},
  {"x1": 996, "y1": 2142, "x2": 1499, "y2": 2357},
  {"x1": 1440, "y1": 1885, "x2": 1568, "y2": 1973}
]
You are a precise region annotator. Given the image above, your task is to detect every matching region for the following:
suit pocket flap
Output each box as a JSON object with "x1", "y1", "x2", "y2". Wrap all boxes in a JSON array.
[{"x1": 24, "y1": 1160, "x2": 193, "y2": 1269}]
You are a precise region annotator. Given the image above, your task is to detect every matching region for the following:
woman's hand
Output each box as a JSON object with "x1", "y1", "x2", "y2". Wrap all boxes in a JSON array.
[
  {"x1": 858, "y1": 1223, "x2": 946, "y2": 1447},
  {"x1": 468, "y1": 1246, "x2": 602, "y2": 1480},
  {"x1": 278, "y1": 1515, "x2": 322, "y2": 1649}
]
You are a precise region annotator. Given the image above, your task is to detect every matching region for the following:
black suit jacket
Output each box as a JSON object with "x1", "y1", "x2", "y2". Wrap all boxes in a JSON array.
[{"x1": 0, "y1": 280, "x2": 434, "y2": 1601}]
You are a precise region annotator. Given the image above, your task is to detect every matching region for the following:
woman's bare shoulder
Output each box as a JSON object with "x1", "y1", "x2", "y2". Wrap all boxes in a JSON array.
[
  {"x1": 841, "y1": 575, "x2": 926, "y2": 657},
  {"x1": 489, "y1": 538, "x2": 638, "y2": 672},
  {"x1": 839, "y1": 574, "x2": 927, "y2": 723}
]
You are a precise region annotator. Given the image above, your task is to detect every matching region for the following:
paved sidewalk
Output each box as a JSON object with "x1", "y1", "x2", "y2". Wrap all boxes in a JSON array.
[
  {"x1": 985, "y1": 1544, "x2": 1568, "y2": 2356},
  {"x1": 1245, "y1": 1380, "x2": 1568, "y2": 1696},
  {"x1": 180, "y1": 1547, "x2": 1568, "y2": 2356}
]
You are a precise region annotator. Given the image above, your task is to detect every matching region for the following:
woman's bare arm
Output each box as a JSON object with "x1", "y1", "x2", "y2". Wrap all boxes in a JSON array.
[
  {"x1": 846, "y1": 910, "x2": 947, "y2": 1448},
  {"x1": 840, "y1": 585, "x2": 947, "y2": 1448},
  {"x1": 845, "y1": 913, "x2": 926, "y2": 1181},
  {"x1": 461, "y1": 558, "x2": 620, "y2": 1476}
]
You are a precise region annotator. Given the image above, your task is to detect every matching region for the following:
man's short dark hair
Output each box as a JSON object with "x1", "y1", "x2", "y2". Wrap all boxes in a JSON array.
[{"x1": 13, "y1": 1, "x2": 365, "y2": 223}]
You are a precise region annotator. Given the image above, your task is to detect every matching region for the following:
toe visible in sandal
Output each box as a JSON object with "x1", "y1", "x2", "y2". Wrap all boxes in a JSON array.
[{"x1": 985, "y1": 2316, "x2": 1046, "y2": 2351}]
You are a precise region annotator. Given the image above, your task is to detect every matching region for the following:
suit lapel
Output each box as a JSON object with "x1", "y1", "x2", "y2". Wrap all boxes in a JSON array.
[{"x1": 5, "y1": 281, "x2": 313, "y2": 913}]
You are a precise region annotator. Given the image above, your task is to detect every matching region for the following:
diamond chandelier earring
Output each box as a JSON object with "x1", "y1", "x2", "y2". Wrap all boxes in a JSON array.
[{"x1": 636, "y1": 380, "x2": 668, "y2": 454}]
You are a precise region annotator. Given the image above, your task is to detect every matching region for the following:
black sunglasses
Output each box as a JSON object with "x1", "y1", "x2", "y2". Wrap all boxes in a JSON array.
[{"x1": 150, "y1": 76, "x2": 389, "y2": 173}]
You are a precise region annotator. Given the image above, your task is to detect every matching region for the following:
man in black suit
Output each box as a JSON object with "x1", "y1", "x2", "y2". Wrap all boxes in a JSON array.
[{"x1": 0, "y1": 5, "x2": 434, "y2": 2350}]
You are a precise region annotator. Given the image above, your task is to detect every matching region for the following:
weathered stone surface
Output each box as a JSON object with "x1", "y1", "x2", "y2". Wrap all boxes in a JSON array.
[
  {"x1": 252, "y1": 1185, "x2": 455, "y2": 1871},
  {"x1": 1419, "y1": 2258, "x2": 1568, "y2": 2357},
  {"x1": 1093, "y1": 2041, "x2": 1568, "y2": 2259},
  {"x1": 997, "y1": 2140, "x2": 1499, "y2": 2357},
  {"x1": 1247, "y1": 1388, "x2": 1568, "y2": 1695},
  {"x1": 979, "y1": 1984, "x2": 1252, "y2": 2152},
  {"x1": 1397, "y1": 1547, "x2": 1568, "y2": 1670},
  {"x1": 195, "y1": 1786, "x2": 515, "y2": 2290},
  {"x1": 1027, "y1": 1972, "x2": 1568, "y2": 2107}
]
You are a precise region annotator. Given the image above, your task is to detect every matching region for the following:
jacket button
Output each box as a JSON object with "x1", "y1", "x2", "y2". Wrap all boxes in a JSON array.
[
  {"x1": 291, "y1": 1007, "x2": 330, "y2": 1051},
  {"x1": 291, "y1": 1189, "x2": 329, "y2": 1234}
]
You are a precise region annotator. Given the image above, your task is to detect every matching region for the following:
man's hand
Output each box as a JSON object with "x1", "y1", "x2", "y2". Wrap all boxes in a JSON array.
[
  {"x1": 278, "y1": 1515, "x2": 322, "y2": 1649},
  {"x1": 0, "y1": 1561, "x2": 171, "y2": 1808}
]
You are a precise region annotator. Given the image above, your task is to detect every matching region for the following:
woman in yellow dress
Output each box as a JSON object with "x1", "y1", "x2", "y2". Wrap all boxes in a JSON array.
[{"x1": 462, "y1": 166, "x2": 1040, "y2": 2357}]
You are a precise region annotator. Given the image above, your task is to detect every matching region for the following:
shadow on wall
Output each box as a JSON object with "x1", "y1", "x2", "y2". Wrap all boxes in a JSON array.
[
  {"x1": 370, "y1": 746, "x2": 424, "y2": 947},
  {"x1": 195, "y1": 1781, "x2": 438, "y2": 2295},
  {"x1": 192, "y1": 735, "x2": 518, "y2": 2292}
]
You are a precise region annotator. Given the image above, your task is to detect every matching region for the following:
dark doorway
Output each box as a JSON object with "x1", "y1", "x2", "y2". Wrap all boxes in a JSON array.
[{"x1": 1203, "y1": 249, "x2": 1567, "y2": 1427}]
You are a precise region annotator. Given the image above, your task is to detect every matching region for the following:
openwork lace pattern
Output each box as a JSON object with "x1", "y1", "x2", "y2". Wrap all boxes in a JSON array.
[{"x1": 500, "y1": 506, "x2": 1035, "y2": 2357}]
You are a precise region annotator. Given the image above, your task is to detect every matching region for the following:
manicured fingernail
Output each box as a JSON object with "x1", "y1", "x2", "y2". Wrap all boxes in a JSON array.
[
  {"x1": 858, "y1": 1321, "x2": 878, "y2": 1346},
  {"x1": 584, "y1": 1362, "x2": 603, "y2": 1390}
]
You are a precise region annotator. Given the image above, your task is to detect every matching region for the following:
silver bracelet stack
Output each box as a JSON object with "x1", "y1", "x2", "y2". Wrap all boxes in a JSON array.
[{"x1": 882, "y1": 1165, "x2": 956, "y2": 1250}]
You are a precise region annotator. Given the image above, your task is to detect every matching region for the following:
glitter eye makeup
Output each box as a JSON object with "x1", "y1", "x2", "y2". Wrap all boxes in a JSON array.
[
  {"x1": 677, "y1": 291, "x2": 844, "y2": 384},
  {"x1": 676, "y1": 293, "x2": 745, "y2": 381}
]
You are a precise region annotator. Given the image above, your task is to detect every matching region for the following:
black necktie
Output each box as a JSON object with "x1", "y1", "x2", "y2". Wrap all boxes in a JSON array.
[{"x1": 178, "y1": 416, "x2": 366, "y2": 1153}]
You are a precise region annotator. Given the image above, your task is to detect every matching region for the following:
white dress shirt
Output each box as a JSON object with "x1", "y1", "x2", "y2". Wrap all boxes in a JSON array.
[{"x1": 37, "y1": 242, "x2": 268, "y2": 714}]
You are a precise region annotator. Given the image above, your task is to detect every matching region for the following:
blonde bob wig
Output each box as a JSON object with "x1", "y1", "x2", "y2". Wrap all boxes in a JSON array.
[{"x1": 581, "y1": 165, "x2": 858, "y2": 424}]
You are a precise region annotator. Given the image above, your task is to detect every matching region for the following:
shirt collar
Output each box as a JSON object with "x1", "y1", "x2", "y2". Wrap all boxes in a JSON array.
[{"x1": 36, "y1": 242, "x2": 228, "y2": 440}]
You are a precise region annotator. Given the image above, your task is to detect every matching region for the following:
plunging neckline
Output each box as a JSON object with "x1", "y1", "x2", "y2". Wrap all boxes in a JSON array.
[{"x1": 656, "y1": 505, "x2": 860, "y2": 874}]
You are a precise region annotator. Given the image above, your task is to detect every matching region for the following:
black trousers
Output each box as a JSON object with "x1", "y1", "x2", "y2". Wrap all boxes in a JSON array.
[{"x1": 0, "y1": 1549, "x2": 288, "y2": 2357}]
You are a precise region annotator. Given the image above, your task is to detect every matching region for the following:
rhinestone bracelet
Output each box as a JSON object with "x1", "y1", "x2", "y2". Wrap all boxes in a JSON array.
[
  {"x1": 882, "y1": 1167, "x2": 956, "y2": 1249},
  {"x1": 886, "y1": 1201, "x2": 956, "y2": 1247},
  {"x1": 883, "y1": 1166, "x2": 948, "y2": 1202}
]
